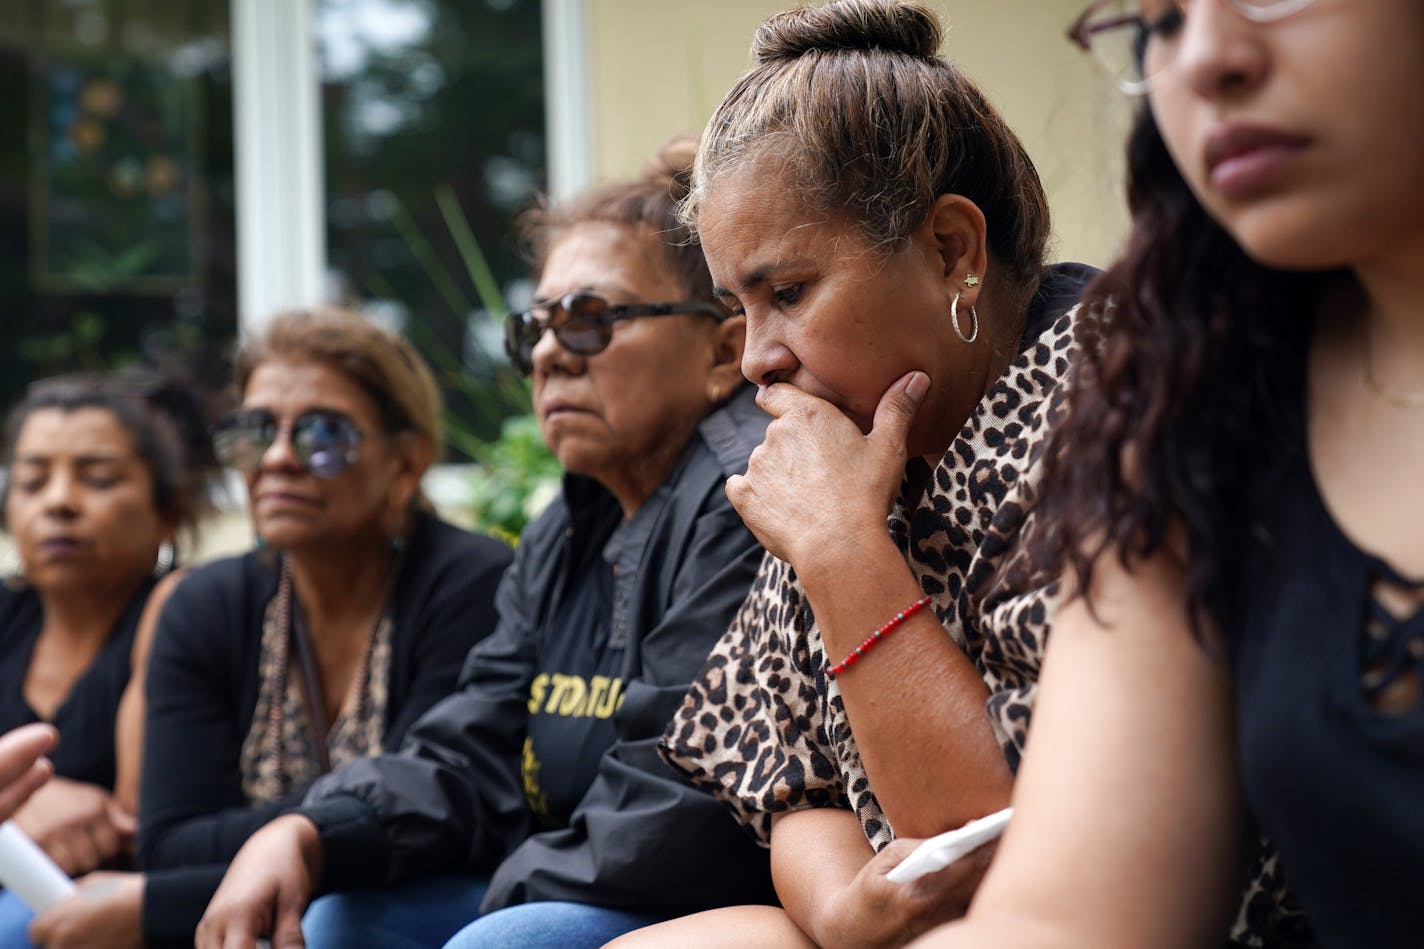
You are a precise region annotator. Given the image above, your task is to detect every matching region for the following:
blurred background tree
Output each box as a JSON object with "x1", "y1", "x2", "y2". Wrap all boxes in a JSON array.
[{"x1": 1, "y1": 0, "x2": 559, "y2": 541}]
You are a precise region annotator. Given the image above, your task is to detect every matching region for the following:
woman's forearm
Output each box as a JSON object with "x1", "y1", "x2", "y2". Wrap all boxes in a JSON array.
[{"x1": 796, "y1": 537, "x2": 1013, "y2": 838}]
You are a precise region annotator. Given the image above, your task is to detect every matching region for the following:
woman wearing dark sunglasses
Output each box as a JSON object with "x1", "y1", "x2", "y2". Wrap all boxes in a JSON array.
[
  {"x1": 22, "y1": 311, "x2": 513, "y2": 949},
  {"x1": 918, "y1": 0, "x2": 1424, "y2": 947},
  {"x1": 196, "y1": 137, "x2": 774, "y2": 949}
]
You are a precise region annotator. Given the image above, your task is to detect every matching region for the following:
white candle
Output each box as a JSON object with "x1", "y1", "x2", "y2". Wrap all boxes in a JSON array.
[{"x1": 0, "y1": 820, "x2": 75, "y2": 912}]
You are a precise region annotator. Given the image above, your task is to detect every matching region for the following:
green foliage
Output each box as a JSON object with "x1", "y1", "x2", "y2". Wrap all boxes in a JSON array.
[
  {"x1": 16, "y1": 309, "x2": 133, "y2": 370},
  {"x1": 385, "y1": 184, "x2": 560, "y2": 542},
  {"x1": 465, "y1": 413, "x2": 561, "y2": 542}
]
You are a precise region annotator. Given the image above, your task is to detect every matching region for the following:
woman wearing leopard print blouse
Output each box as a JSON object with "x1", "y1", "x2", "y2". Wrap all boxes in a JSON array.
[{"x1": 612, "y1": 2, "x2": 1094, "y2": 946}]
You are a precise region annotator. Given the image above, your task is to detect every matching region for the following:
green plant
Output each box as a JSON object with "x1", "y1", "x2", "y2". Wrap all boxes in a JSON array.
[
  {"x1": 465, "y1": 413, "x2": 562, "y2": 543},
  {"x1": 377, "y1": 183, "x2": 560, "y2": 541}
]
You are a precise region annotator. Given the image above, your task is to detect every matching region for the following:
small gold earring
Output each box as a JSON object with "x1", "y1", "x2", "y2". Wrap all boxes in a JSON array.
[
  {"x1": 710, "y1": 384, "x2": 722, "y2": 404},
  {"x1": 964, "y1": 273, "x2": 980, "y2": 288}
]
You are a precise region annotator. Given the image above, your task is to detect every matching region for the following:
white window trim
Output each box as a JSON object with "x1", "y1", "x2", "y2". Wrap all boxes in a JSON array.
[
  {"x1": 541, "y1": 0, "x2": 593, "y2": 202},
  {"x1": 229, "y1": 0, "x2": 585, "y2": 315},
  {"x1": 231, "y1": 0, "x2": 327, "y2": 332}
]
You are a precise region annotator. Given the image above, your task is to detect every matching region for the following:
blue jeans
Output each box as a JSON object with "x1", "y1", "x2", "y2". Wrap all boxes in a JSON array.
[
  {"x1": 0, "y1": 889, "x2": 37, "y2": 948},
  {"x1": 302, "y1": 876, "x2": 489, "y2": 949},
  {"x1": 441, "y1": 901, "x2": 662, "y2": 949}
]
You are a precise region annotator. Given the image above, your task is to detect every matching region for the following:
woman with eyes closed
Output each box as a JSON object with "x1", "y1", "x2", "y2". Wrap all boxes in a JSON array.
[
  {"x1": 20, "y1": 310, "x2": 513, "y2": 949},
  {"x1": 0, "y1": 372, "x2": 214, "y2": 941},
  {"x1": 195, "y1": 138, "x2": 774, "y2": 949},
  {"x1": 608, "y1": 3, "x2": 1097, "y2": 948},
  {"x1": 914, "y1": 1, "x2": 1424, "y2": 947}
]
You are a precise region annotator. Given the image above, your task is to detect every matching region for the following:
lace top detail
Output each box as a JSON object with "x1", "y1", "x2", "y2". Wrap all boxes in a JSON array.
[
  {"x1": 1359, "y1": 563, "x2": 1424, "y2": 716},
  {"x1": 1228, "y1": 444, "x2": 1424, "y2": 948}
]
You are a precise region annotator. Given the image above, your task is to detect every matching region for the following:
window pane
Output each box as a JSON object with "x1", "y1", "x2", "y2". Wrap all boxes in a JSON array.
[
  {"x1": 0, "y1": 1, "x2": 237, "y2": 409},
  {"x1": 318, "y1": 0, "x2": 546, "y2": 461}
]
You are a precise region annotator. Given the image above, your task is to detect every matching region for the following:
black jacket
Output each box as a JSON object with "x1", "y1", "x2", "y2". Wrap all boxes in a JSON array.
[
  {"x1": 304, "y1": 385, "x2": 779, "y2": 915},
  {"x1": 137, "y1": 513, "x2": 511, "y2": 946}
]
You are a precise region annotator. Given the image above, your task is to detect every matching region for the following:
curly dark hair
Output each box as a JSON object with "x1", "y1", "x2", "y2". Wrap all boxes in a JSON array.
[{"x1": 1028, "y1": 104, "x2": 1343, "y2": 632}]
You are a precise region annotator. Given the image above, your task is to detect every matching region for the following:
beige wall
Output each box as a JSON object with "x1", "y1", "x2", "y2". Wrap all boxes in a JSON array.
[{"x1": 583, "y1": 0, "x2": 1134, "y2": 268}]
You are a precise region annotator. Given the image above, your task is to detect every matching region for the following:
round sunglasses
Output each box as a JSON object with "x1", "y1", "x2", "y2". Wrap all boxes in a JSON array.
[
  {"x1": 504, "y1": 291, "x2": 727, "y2": 375},
  {"x1": 212, "y1": 408, "x2": 365, "y2": 479}
]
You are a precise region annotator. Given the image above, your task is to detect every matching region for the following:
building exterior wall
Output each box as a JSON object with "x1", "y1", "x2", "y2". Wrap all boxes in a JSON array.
[{"x1": 583, "y1": 0, "x2": 1132, "y2": 269}]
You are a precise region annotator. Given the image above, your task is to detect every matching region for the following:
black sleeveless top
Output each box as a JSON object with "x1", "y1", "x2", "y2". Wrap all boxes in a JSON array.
[
  {"x1": 0, "y1": 578, "x2": 155, "y2": 789},
  {"x1": 1230, "y1": 442, "x2": 1424, "y2": 949}
]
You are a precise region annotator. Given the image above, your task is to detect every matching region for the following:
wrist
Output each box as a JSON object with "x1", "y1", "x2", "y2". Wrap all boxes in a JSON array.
[
  {"x1": 271, "y1": 814, "x2": 322, "y2": 883},
  {"x1": 798, "y1": 539, "x2": 924, "y2": 657},
  {"x1": 794, "y1": 529, "x2": 904, "y2": 605}
]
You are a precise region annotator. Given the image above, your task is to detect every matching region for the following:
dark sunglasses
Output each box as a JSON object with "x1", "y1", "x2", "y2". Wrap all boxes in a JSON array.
[
  {"x1": 504, "y1": 291, "x2": 727, "y2": 375},
  {"x1": 212, "y1": 408, "x2": 365, "y2": 478}
]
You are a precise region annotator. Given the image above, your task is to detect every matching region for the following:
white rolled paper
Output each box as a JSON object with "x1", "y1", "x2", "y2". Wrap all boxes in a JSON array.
[
  {"x1": 887, "y1": 806, "x2": 1014, "y2": 884},
  {"x1": 0, "y1": 820, "x2": 75, "y2": 912}
]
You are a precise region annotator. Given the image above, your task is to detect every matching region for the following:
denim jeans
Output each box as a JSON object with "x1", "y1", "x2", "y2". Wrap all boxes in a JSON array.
[
  {"x1": 0, "y1": 889, "x2": 36, "y2": 948},
  {"x1": 441, "y1": 900, "x2": 661, "y2": 949},
  {"x1": 302, "y1": 876, "x2": 490, "y2": 949},
  {"x1": 302, "y1": 876, "x2": 661, "y2": 949}
]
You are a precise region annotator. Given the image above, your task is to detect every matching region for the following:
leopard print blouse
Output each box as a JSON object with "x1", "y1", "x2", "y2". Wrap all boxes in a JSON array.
[
  {"x1": 660, "y1": 309, "x2": 1078, "y2": 849},
  {"x1": 659, "y1": 306, "x2": 1311, "y2": 946}
]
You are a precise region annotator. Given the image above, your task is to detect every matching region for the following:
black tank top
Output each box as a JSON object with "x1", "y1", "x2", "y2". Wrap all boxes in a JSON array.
[{"x1": 1230, "y1": 443, "x2": 1424, "y2": 949}]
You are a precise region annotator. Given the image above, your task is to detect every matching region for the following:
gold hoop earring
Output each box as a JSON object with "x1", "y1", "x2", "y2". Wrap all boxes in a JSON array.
[
  {"x1": 154, "y1": 540, "x2": 175, "y2": 576},
  {"x1": 951, "y1": 291, "x2": 979, "y2": 345}
]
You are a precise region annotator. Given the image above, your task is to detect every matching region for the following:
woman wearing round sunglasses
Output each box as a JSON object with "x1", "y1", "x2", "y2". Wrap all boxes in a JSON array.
[
  {"x1": 23, "y1": 311, "x2": 513, "y2": 949},
  {"x1": 916, "y1": 1, "x2": 1424, "y2": 947},
  {"x1": 196, "y1": 138, "x2": 773, "y2": 949}
]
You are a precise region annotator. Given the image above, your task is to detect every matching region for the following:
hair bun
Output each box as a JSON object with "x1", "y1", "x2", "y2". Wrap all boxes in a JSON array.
[
  {"x1": 640, "y1": 133, "x2": 698, "y2": 203},
  {"x1": 751, "y1": 0, "x2": 942, "y2": 65}
]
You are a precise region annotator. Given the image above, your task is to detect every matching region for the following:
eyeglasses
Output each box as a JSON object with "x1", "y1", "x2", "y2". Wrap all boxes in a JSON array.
[
  {"x1": 212, "y1": 408, "x2": 365, "y2": 478},
  {"x1": 1068, "y1": 0, "x2": 1317, "y2": 95},
  {"x1": 504, "y1": 291, "x2": 727, "y2": 376}
]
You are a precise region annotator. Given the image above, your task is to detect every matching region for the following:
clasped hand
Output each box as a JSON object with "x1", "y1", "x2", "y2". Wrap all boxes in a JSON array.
[
  {"x1": 14, "y1": 777, "x2": 136, "y2": 876},
  {"x1": 726, "y1": 372, "x2": 929, "y2": 573}
]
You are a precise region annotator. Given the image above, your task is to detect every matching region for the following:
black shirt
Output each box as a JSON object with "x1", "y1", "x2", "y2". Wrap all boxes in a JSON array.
[
  {"x1": 136, "y1": 513, "x2": 510, "y2": 947},
  {"x1": 303, "y1": 385, "x2": 779, "y2": 917},
  {"x1": 1231, "y1": 441, "x2": 1424, "y2": 949},
  {"x1": 522, "y1": 541, "x2": 618, "y2": 828},
  {"x1": 0, "y1": 578, "x2": 154, "y2": 789}
]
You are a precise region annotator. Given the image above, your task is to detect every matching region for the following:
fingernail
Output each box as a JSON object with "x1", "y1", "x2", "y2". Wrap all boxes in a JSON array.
[{"x1": 905, "y1": 372, "x2": 929, "y2": 403}]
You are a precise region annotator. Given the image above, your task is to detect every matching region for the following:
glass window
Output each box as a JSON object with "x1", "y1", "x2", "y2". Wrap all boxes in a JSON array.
[
  {"x1": 0, "y1": 0, "x2": 237, "y2": 408},
  {"x1": 318, "y1": 0, "x2": 546, "y2": 460}
]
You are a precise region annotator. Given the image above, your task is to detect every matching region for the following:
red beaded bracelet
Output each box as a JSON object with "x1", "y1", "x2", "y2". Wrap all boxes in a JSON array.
[{"x1": 827, "y1": 595, "x2": 933, "y2": 677}]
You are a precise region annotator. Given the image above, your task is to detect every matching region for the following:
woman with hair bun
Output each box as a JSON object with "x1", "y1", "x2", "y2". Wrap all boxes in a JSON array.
[
  {"x1": 197, "y1": 138, "x2": 775, "y2": 949},
  {"x1": 617, "y1": 1, "x2": 1095, "y2": 946}
]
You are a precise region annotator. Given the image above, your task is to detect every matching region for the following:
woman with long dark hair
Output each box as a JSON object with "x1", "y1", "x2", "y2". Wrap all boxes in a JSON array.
[{"x1": 920, "y1": 2, "x2": 1423, "y2": 947}]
